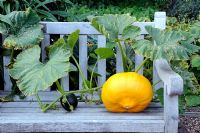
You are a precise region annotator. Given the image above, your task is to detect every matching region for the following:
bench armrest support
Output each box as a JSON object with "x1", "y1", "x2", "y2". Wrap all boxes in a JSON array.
[
  {"x1": 154, "y1": 59, "x2": 183, "y2": 96},
  {"x1": 154, "y1": 59, "x2": 183, "y2": 133}
]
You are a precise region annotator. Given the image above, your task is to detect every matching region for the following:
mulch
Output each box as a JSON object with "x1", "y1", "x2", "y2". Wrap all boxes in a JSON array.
[{"x1": 179, "y1": 107, "x2": 200, "y2": 133}]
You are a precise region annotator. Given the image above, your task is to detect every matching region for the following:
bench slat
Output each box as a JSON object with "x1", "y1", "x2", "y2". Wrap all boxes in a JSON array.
[
  {"x1": 2, "y1": 35, "x2": 12, "y2": 91},
  {"x1": 1, "y1": 107, "x2": 163, "y2": 119},
  {"x1": 41, "y1": 34, "x2": 51, "y2": 91},
  {"x1": 135, "y1": 35, "x2": 144, "y2": 74},
  {"x1": 60, "y1": 35, "x2": 69, "y2": 91},
  {"x1": 0, "y1": 120, "x2": 164, "y2": 132},
  {"x1": 116, "y1": 36, "x2": 124, "y2": 73},
  {"x1": 42, "y1": 22, "x2": 154, "y2": 35},
  {"x1": 97, "y1": 35, "x2": 106, "y2": 86},
  {"x1": 0, "y1": 101, "x2": 162, "y2": 108},
  {"x1": 79, "y1": 35, "x2": 88, "y2": 89},
  {"x1": 0, "y1": 107, "x2": 163, "y2": 115}
]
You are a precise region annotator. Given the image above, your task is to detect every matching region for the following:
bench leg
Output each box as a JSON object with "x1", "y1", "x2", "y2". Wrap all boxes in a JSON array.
[{"x1": 164, "y1": 84, "x2": 179, "y2": 133}]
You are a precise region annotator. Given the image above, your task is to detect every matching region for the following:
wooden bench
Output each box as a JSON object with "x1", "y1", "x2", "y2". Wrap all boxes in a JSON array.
[{"x1": 0, "y1": 12, "x2": 183, "y2": 133}]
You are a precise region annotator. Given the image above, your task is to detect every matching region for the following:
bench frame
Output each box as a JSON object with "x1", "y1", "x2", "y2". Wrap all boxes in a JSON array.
[{"x1": 1, "y1": 12, "x2": 183, "y2": 133}]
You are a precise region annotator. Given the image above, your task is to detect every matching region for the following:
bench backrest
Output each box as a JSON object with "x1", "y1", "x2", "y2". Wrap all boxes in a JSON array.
[{"x1": 2, "y1": 12, "x2": 166, "y2": 99}]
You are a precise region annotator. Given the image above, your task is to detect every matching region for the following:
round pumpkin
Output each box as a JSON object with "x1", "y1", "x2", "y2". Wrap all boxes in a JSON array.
[{"x1": 101, "y1": 72, "x2": 153, "y2": 112}]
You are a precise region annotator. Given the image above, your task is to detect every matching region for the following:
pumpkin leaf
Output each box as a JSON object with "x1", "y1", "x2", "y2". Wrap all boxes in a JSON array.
[
  {"x1": 132, "y1": 26, "x2": 199, "y2": 61},
  {"x1": 192, "y1": 56, "x2": 200, "y2": 70},
  {"x1": 67, "y1": 29, "x2": 80, "y2": 52},
  {"x1": 91, "y1": 14, "x2": 136, "y2": 40},
  {"x1": 95, "y1": 48, "x2": 114, "y2": 59},
  {"x1": 180, "y1": 31, "x2": 200, "y2": 54},
  {"x1": 122, "y1": 25, "x2": 141, "y2": 40},
  {"x1": 0, "y1": 8, "x2": 44, "y2": 49},
  {"x1": 9, "y1": 39, "x2": 71, "y2": 96}
]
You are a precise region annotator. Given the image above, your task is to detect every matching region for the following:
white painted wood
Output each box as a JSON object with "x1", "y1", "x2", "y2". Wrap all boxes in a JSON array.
[
  {"x1": 0, "y1": 107, "x2": 163, "y2": 113},
  {"x1": 164, "y1": 84, "x2": 179, "y2": 133},
  {"x1": 0, "y1": 101, "x2": 162, "y2": 108},
  {"x1": 0, "y1": 119, "x2": 164, "y2": 132},
  {"x1": 133, "y1": 22, "x2": 155, "y2": 34},
  {"x1": 153, "y1": 12, "x2": 181, "y2": 133},
  {"x1": 153, "y1": 12, "x2": 166, "y2": 91},
  {"x1": 41, "y1": 34, "x2": 51, "y2": 91},
  {"x1": 116, "y1": 36, "x2": 124, "y2": 73},
  {"x1": 60, "y1": 35, "x2": 69, "y2": 91},
  {"x1": 2, "y1": 35, "x2": 12, "y2": 91},
  {"x1": 0, "y1": 112, "x2": 164, "y2": 119},
  {"x1": 135, "y1": 35, "x2": 144, "y2": 74},
  {"x1": 3, "y1": 56, "x2": 12, "y2": 91},
  {"x1": 97, "y1": 35, "x2": 106, "y2": 86},
  {"x1": 79, "y1": 35, "x2": 88, "y2": 89},
  {"x1": 41, "y1": 22, "x2": 154, "y2": 35},
  {"x1": 154, "y1": 59, "x2": 183, "y2": 95}
]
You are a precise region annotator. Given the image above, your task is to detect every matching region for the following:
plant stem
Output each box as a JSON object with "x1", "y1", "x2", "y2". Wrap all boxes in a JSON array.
[
  {"x1": 42, "y1": 86, "x2": 102, "y2": 112},
  {"x1": 135, "y1": 58, "x2": 148, "y2": 73},
  {"x1": 63, "y1": 86, "x2": 101, "y2": 95},
  {"x1": 89, "y1": 61, "x2": 98, "y2": 89},
  {"x1": 55, "y1": 80, "x2": 65, "y2": 94},
  {"x1": 42, "y1": 94, "x2": 64, "y2": 112},
  {"x1": 153, "y1": 80, "x2": 162, "y2": 87},
  {"x1": 117, "y1": 40, "x2": 127, "y2": 72},
  {"x1": 72, "y1": 55, "x2": 89, "y2": 89},
  {"x1": 35, "y1": 93, "x2": 44, "y2": 109}
]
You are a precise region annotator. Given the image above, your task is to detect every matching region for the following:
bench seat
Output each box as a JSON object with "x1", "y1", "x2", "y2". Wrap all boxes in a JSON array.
[{"x1": 0, "y1": 100, "x2": 164, "y2": 132}]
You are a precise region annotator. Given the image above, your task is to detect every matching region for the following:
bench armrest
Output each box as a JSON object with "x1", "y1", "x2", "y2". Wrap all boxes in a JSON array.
[{"x1": 154, "y1": 59, "x2": 183, "y2": 96}]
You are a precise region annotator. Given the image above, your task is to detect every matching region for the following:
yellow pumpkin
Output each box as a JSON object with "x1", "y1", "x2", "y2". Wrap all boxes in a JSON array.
[{"x1": 101, "y1": 72, "x2": 153, "y2": 112}]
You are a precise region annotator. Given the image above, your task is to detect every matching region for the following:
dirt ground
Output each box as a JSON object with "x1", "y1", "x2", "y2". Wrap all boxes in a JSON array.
[{"x1": 179, "y1": 107, "x2": 200, "y2": 133}]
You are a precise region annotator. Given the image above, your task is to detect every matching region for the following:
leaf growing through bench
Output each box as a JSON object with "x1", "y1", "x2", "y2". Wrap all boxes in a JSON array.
[
  {"x1": 9, "y1": 38, "x2": 71, "y2": 96},
  {"x1": 95, "y1": 48, "x2": 114, "y2": 59},
  {"x1": 0, "y1": 8, "x2": 44, "y2": 49},
  {"x1": 91, "y1": 14, "x2": 137, "y2": 40},
  {"x1": 132, "y1": 26, "x2": 200, "y2": 61}
]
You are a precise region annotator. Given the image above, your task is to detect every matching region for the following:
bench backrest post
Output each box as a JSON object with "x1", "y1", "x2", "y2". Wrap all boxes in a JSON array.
[{"x1": 153, "y1": 12, "x2": 166, "y2": 90}]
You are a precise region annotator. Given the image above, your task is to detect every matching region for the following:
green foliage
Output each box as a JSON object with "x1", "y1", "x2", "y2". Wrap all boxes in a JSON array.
[
  {"x1": 0, "y1": 8, "x2": 44, "y2": 49},
  {"x1": 91, "y1": 14, "x2": 141, "y2": 72},
  {"x1": 132, "y1": 26, "x2": 199, "y2": 61},
  {"x1": 192, "y1": 56, "x2": 200, "y2": 70},
  {"x1": 66, "y1": 30, "x2": 80, "y2": 52},
  {"x1": 91, "y1": 14, "x2": 136, "y2": 40},
  {"x1": 0, "y1": 0, "x2": 73, "y2": 21},
  {"x1": 9, "y1": 39, "x2": 71, "y2": 96},
  {"x1": 165, "y1": 0, "x2": 200, "y2": 21},
  {"x1": 186, "y1": 94, "x2": 200, "y2": 107},
  {"x1": 122, "y1": 26, "x2": 141, "y2": 40},
  {"x1": 94, "y1": 48, "x2": 114, "y2": 59},
  {"x1": 66, "y1": 5, "x2": 157, "y2": 22}
]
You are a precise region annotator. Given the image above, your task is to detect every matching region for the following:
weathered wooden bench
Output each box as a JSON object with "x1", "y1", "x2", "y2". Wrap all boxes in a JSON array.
[{"x1": 0, "y1": 12, "x2": 183, "y2": 133}]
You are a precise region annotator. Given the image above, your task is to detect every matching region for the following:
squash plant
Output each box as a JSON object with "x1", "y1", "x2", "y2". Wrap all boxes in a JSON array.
[
  {"x1": 8, "y1": 29, "x2": 114, "y2": 112},
  {"x1": 0, "y1": 8, "x2": 44, "y2": 100},
  {"x1": 91, "y1": 14, "x2": 200, "y2": 112}
]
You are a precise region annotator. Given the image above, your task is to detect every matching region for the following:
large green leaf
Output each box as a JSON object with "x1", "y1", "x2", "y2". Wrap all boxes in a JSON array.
[
  {"x1": 132, "y1": 26, "x2": 199, "y2": 61},
  {"x1": 0, "y1": 8, "x2": 44, "y2": 49},
  {"x1": 67, "y1": 29, "x2": 80, "y2": 52},
  {"x1": 185, "y1": 95, "x2": 200, "y2": 107},
  {"x1": 91, "y1": 14, "x2": 136, "y2": 40},
  {"x1": 95, "y1": 48, "x2": 114, "y2": 59},
  {"x1": 9, "y1": 39, "x2": 71, "y2": 96},
  {"x1": 122, "y1": 25, "x2": 141, "y2": 40},
  {"x1": 192, "y1": 56, "x2": 200, "y2": 70}
]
